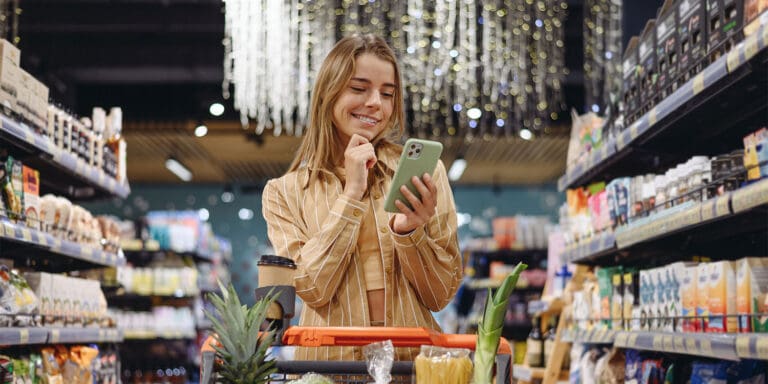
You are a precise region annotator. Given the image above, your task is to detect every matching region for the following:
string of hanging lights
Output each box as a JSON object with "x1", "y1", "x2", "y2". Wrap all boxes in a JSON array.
[
  {"x1": 223, "y1": 0, "x2": 569, "y2": 140},
  {"x1": 583, "y1": 0, "x2": 622, "y2": 114}
]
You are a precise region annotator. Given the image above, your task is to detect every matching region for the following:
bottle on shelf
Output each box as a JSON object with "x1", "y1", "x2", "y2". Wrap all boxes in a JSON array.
[
  {"x1": 526, "y1": 315, "x2": 544, "y2": 368},
  {"x1": 543, "y1": 316, "x2": 557, "y2": 365}
]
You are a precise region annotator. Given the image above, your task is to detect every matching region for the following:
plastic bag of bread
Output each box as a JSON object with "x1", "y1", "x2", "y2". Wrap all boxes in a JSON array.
[{"x1": 414, "y1": 345, "x2": 472, "y2": 384}]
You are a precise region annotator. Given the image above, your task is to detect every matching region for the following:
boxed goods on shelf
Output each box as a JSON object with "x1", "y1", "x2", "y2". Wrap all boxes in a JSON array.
[
  {"x1": 638, "y1": 19, "x2": 659, "y2": 114},
  {"x1": 707, "y1": 0, "x2": 745, "y2": 61},
  {"x1": 0, "y1": 39, "x2": 20, "y2": 116},
  {"x1": 656, "y1": 0, "x2": 680, "y2": 98},
  {"x1": 678, "y1": 0, "x2": 708, "y2": 82},
  {"x1": 24, "y1": 272, "x2": 108, "y2": 327},
  {"x1": 622, "y1": 37, "x2": 640, "y2": 124}
]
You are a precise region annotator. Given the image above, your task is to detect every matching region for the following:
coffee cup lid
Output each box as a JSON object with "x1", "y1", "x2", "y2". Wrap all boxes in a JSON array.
[{"x1": 257, "y1": 255, "x2": 297, "y2": 269}]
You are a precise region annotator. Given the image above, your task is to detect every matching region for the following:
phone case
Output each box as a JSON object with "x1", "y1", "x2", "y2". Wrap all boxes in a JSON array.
[{"x1": 384, "y1": 138, "x2": 443, "y2": 213}]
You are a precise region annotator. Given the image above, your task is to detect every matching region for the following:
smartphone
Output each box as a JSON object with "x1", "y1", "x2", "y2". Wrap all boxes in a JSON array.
[{"x1": 384, "y1": 138, "x2": 443, "y2": 213}]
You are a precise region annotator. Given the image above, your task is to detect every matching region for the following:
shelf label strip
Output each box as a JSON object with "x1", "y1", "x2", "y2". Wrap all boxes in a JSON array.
[
  {"x1": 19, "y1": 329, "x2": 29, "y2": 344},
  {"x1": 757, "y1": 337, "x2": 768, "y2": 360},
  {"x1": 50, "y1": 329, "x2": 60, "y2": 343}
]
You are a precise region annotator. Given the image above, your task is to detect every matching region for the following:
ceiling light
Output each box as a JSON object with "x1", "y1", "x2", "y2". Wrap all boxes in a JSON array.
[
  {"x1": 448, "y1": 157, "x2": 467, "y2": 181},
  {"x1": 209, "y1": 102, "x2": 225, "y2": 116},
  {"x1": 221, "y1": 191, "x2": 234, "y2": 203},
  {"x1": 194, "y1": 124, "x2": 208, "y2": 137},
  {"x1": 520, "y1": 128, "x2": 533, "y2": 140},
  {"x1": 467, "y1": 108, "x2": 482, "y2": 119},
  {"x1": 198, "y1": 208, "x2": 210, "y2": 221},
  {"x1": 165, "y1": 157, "x2": 192, "y2": 182},
  {"x1": 238, "y1": 208, "x2": 254, "y2": 221}
]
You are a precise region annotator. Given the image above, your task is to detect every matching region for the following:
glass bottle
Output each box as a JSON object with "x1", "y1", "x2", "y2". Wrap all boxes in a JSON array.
[{"x1": 527, "y1": 316, "x2": 544, "y2": 367}]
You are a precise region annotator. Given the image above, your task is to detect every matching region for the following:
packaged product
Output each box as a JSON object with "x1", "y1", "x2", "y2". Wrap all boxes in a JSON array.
[
  {"x1": 695, "y1": 263, "x2": 709, "y2": 331},
  {"x1": 414, "y1": 345, "x2": 472, "y2": 384},
  {"x1": 680, "y1": 265, "x2": 698, "y2": 332},
  {"x1": 707, "y1": 261, "x2": 737, "y2": 333},
  {"x1": 597, "y1": 267, "x2": 618, "y2": 328},
  {"x1": 40, "y1": 348, "x2": 62, "y2": 384},
  {"x1": 21, "y1": 166, "x2": 40, "y2": 230}
]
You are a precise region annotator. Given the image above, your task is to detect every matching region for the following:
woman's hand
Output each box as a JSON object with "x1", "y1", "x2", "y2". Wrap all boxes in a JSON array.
[
  {"x1": 391, "y1": 173, "x2": 438, "y2": 234},
  {"x1": 342, "y1": 134, "x2": 377, "y2": 200}
]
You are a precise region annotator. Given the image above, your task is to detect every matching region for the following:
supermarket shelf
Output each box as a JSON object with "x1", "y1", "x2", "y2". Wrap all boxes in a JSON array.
[
  {"x1": 0, "y1": 219, "x2": 124, "y2": 271},
  {"x1": 123, "y1": 330, "x2": 196, "y2": 340},
  {"x1": 736, "y1": 334, "x2": 768, "y2": 360},
  {"x1": 614, "y1": 331, "x2": 739, "y2": 361},
  {"x1": 559, "y1": 20, "x2": 768, "y2": 191},
  {"x1": 48, "y1": 328, "x2": 123, "y2": 344},
  {"x1": 562, "y1": 231, "x2": 616, "y2": 264},
  {"x1": 123, "y1": 247, "x2": 215, "y2": 263},
  {"x1": 566, "y1": 178, "x2": 768, "y2": 265},
  {"x1": 0, "y1": 327, "x2": 48, "y2": 345},
  {"x1": 120, "y1": 239, "x2": 161, "y2": 253},
  {"x1": 528, "y1": 297, "x2": 564, "y2": 316},
  {"x1": 0, "y1": 114, "x2": 129, "y2": 200},
  {"x1": 566, "y1": 328, "x2": 617, "y2": 344},
  {"x1": 465, "y1": 278, "x2": 543, "y2": 291},
  {"x1": 0, "y1": 327, "x2": 122, "y2": 345}
]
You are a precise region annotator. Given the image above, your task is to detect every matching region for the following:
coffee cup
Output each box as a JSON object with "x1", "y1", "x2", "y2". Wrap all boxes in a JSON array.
[{"x1": 257, "y1": 255, "x2": 296, "y2": 319}]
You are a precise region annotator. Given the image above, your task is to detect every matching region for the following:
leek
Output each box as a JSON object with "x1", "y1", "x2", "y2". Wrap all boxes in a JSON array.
[{"x1": 472, "y1": 262, "x2": 528, "y2": 384}]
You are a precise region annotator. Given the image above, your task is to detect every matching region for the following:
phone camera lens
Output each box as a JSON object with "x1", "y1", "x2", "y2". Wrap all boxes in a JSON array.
[
  {"x1": 410, "y1": 144, "x2": 416, "y2": 149},
  {"x1": 415, "y1": 148, "x2": 421, "y2": 154},
  {"x1": 408, "y1": 151, "x2": 413, "y2": 157}
]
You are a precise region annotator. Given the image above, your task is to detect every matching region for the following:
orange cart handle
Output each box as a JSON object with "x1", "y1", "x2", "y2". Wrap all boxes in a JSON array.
[{"x1": 282, "y1": 326, "x2": 512, "y2": 355}]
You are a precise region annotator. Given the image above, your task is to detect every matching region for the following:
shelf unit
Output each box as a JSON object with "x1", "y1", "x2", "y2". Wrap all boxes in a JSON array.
[
  {"x1": 563, "y1": 177, "x2": 768, "y2": 265},
  {"x1": 558, "y1": 23, "x2": 768, "y2": 191},
  {"x1": 0, "y1": 114, "x2": 129, "y2": 200},
  {"x1": 0, "y1": 108, "x2": 128, "y2": 382},
  {"x1": 554, "y1": 17, "x2": 768, "y2": 384}
]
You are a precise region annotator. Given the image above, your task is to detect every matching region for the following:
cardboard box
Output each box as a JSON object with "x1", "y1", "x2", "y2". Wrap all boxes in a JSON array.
[
  {"x1": 622, "y1": 36, "x2": 640, "y2": 124},
  {"x1": 23, "y1": 272, "x2": 53, "y2": 317},
  {"x1": 707, "y1": 0, "x2": 745, "y2": 61},
  {"x1": 22, "y1": 166, "x2": 39, "y2": 230},
  {"x1": 737, "y1": 257, "x2": 768, "y2": 332},
  {"x1": 680, "y1": 265, "x2": 699, "y2": 332},
  {"x1": 656, "y1": 0, "x2": 680, "y2": 98},
  {"x1": 0, "y1": 55, "x2": 19, "y2": 114},
  {"x1": 638, "y1": 20, "x2": 658, "y2": 114},
  {"x1": 707, "y1": 260, "x2": 738, "y2": 333},
  {"x1": 679, "y1": 0, "x2": 708, "y2": 81},
  {"x1": 16, "y1": 69, "x2": 31, "y2": 123},
  {"x1": 696, "y1": 263, "x2": 710, "y2": 331},
  {"x1": 744, "y1": 0, "x2": 768, "y2": 35}
]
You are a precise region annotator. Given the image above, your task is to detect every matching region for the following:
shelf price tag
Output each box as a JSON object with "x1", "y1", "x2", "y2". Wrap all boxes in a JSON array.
[
  {"x1": 745, "y1": 34, "x2": 759, "y2": 60},
  {"x1": 674, "y1": 336, "x2": 685, "y2": 353},
  {"x1": 757, "y1": 337, "x2": 768, "y2": 360},
  {"x1": 699, "y1": 339, "x2": 713, "y2": 356},
  {"x1": 692, "y1": 73, "x2": 705, "y2": 95},
  {"x1": 38, "y1": 233, "x2": 48, "y2": 247},
  {"x1": 715, "y1": 195, "x2": 731, "y2": 216},
  {"x1": 736, "y1": 336, "x2": 751, "y2": 358},
  {"x1": 20, "y1": 228, "x2": 31, "y2": 242},
  {"x1": 686, "y1": 337, "x2": 697, "y2": 352},
  {"x1": 615, "y1": 332, "x2": 628, "y2": 346},
  {"x1": 19, "y1": 329, "x2": 29, "y2": 344},
  {"x1": 663, "y1": 335, "x2": 673, "y2": 351},
  {"x1": 732, "y1": 179, "x2": 768, "y2": 213},
  {"x1": 726, "y1": 49, "x2": 742, "y2": 72},
  {"x1": 647, "y1": 109, "x2": 657, "y2": 128},
  {"x1": 99, "y1": 329, "x2": 106, "y2": 342},
  {"x1": 51, "y1": 329, "x2": 60, "y2": 343},
  {"x1": 24, "y1": 129, "x2": 34, "y2": 144},
  {"x1": 652, "y1": 335, "x2": 663, "y2": 350}
]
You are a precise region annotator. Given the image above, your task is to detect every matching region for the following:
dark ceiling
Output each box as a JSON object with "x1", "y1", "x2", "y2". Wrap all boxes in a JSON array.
[{"x1": 13, "y1": 0, "x2": 664, "y2": 185}]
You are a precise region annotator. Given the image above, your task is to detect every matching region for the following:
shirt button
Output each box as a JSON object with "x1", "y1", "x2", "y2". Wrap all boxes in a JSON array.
[
  {"x1": 379, "y1": 226, "x2": 388, "y2": 234},
  {"x1": 353, "y1": 209, "x2": 362, "y2": 217},
  {"x1": 386, "y1": 313, "x2": 392, "y2": 321},
  {"x1": 373, "y1": 192, "x2": 382, "y2": 199}
]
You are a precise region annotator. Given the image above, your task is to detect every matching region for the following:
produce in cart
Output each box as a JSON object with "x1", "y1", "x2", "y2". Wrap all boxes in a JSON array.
[
  {"x1": 204, "y1": 283, "x2": 278, "y2": 384},
  {"x1": 473, "y1": 262, "x2": 528, "y2": 384}
]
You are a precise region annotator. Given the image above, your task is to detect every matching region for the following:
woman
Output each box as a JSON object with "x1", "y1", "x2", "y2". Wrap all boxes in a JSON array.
[{"x1": 262, "y1": 34, "x2": 461, "y2": 361}]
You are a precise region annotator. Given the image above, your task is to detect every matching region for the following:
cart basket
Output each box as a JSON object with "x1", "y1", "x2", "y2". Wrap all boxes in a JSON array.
[{"x1": 201, "y1": 326, "x2": 513, "y2": 384}]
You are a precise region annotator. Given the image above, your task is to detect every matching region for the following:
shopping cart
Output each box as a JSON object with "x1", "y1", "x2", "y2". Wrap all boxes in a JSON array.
[{"x1": 200, "y1": 325, "x2": 514, "y2": 383}]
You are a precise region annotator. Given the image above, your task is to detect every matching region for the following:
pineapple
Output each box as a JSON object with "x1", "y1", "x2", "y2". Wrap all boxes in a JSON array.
[{"x1": 205, "y1": 283, "x2": 279, "y2": 384}]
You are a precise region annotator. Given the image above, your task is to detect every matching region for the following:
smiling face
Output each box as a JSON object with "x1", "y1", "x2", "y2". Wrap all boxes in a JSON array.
[{"x1": 332, "y1": 53, "x2": 396, "y2": 145}]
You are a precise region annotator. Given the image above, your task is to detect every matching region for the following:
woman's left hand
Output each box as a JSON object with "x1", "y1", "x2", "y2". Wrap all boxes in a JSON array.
[{"x1": 391, "y1": 173, "x2": 438, "y2": 234}]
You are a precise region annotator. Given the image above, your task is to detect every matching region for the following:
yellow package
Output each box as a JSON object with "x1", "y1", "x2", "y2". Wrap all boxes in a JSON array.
[
  {"x1": 708, "y1": 261, "x2": 738, "y2": 333},
  {"x1": 414, "y1": 345, "x2": 472, "y2": 384}
]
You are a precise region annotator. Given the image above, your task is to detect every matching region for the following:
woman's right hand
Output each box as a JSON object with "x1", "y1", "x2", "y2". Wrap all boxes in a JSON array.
[{"x1": 342, "y1": 134, "x2": 377, "y2": 200}]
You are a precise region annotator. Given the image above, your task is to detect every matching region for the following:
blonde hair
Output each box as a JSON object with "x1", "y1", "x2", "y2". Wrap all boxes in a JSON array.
[{"x1": 288, "y1": 34, "x2": 404, "y2": 189}]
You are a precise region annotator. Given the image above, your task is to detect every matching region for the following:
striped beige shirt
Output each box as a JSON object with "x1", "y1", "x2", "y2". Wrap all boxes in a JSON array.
[{"x1": 262, "y1": 148, "x2": 462, "y2": 361}]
